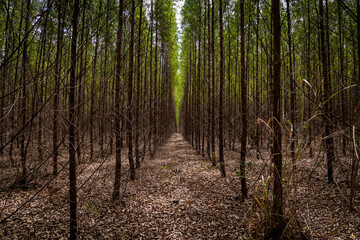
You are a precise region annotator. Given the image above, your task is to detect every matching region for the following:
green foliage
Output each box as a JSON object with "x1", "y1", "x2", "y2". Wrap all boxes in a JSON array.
[
  {"x1": 236, "y1": 170, "x2": 244, "y2": 180},
  {"x1": 161, "y1": 162, "x2": 171, "y2": 171},
  {"x1": 82, "y1": 199, "x2": 98, "y2": 214}
]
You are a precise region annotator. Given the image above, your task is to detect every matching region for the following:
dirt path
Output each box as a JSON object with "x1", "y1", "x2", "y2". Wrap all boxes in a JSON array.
[
  {"x1": 0, "y1": 133, "x2": 248, "y2": 239},
  {"x1": 116, "y1": 133, "x2": 247, "y2": 239}
]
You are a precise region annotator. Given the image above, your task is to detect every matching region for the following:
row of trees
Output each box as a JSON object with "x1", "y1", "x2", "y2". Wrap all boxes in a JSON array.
[
  {"x1": 179, "y1": 0, "x2": 359, "y2": 231},
  {"x1": 0, "y1": 0, "x2": 178, "y2": 237}
]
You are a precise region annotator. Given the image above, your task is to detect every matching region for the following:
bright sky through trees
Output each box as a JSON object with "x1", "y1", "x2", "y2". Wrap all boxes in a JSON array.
[{"x1": 175, "y1": 0, "x2": 185, "y2": 37}]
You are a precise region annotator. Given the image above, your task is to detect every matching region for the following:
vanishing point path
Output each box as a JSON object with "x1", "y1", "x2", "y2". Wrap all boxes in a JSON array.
[{"x1": 117, "y1": 133, "x2": 248, "y2": 239}]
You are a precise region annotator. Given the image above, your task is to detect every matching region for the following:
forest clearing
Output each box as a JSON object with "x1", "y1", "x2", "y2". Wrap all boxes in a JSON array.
[{"x1": 0, "y1": 0, "x2": 360, "y2": 239}]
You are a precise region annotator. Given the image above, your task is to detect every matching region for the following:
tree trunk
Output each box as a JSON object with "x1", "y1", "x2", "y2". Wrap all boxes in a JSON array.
[
  {"x1": 271, "y1": 0, "x2": 283, "y2": 223},
  {"x1": 286, "y1": 0, "x2": 296, "y2": 163},
  {"x1": 207, "y1": 0, "x2": 211, "y2": 159},
  {"x1": 255, "y1": 0, "x2": 260, "y2": 160},
  {"x1": 69, "y1": 0, "x2": 80, "y2": 237},
  {"x1": 135, "y1": 0, "x2": 143, "y2": 168},
  {"x1": 112, "y1": 0, "x2": 124, "y2": 201},
  {"x1": 338, "y1": 0, "x2": 347, "y2": 156},
  {"x1": 152, "y1": 0, "x2": 159, "y2": 156},
  {"x1": 240, "y1": 0, "x2": 247, "y2": 199},
  {"x1": 20, "y1": 0, "x2": 31, "y2": 188},
  {"x1": 319, "y1": 0, "x2": 335, "y2": 183},
  {"x1": 218, "y1": 0, "x2": 226, "y2": 178},
  {"x1": 127, "y1": 0, "x2": 136, "y2": 181},
  {"x1": 211, "y1": 0, "x2": 216, "y2": 167},
  {"x1": 90, "y1": 0, "x2": 102, "y2": 161},
  {"x1": 53, "y1": 0, "x2": 64, "y2": 176}
]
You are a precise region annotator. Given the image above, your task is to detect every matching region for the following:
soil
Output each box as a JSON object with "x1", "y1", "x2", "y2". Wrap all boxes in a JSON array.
[{"x1": 0, "y1": 133, "x2": 359, "y2": 239}]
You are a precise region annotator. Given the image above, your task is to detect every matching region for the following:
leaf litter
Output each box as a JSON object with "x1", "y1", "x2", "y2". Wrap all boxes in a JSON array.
[{"x1": 0, "y1": 133, "x2": 359, "y2": 239}]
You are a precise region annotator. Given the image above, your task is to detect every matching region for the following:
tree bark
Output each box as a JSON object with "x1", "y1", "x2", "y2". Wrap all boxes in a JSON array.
[
  {"x1": 20, "y1": 0, "x2": 31, "y2": 188},
  {"x1": 53, "y1": 0, "x2": 64, "y2": 176},
  {"x1": 69, "y1": 0, "x2": 80, "y2": 237},
  {"x1": 211, "y1": 0, "x2": 216, "y2": 166},
  {"x1": 286, "y1": 0, "x2": 296, "y2": 163},
  {"x1": 135, "y1": 0, "x2": 143, "y2": 168},
  {"x1": 271, "y1": 0, "x2": 283, "y2": 223},
  {"x1": 240, "y1": 0, "x2": 247, "y2": 199},
  {"x1": 218, "y1": 0, "x2": 226, "y2": 178},
  {"x1": 127, "y1": 0, "x2": 136, "y2": 181},
  {"x1": 112, "y1": 0, "x2": 124, "y2": 201},
  {"x1": 319, "y1": 0, "x2": 335, "y2": 183}
]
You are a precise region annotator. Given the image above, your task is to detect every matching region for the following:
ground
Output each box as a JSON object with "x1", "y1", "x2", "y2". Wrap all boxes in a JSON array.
[{"x1": 0, "y1": 133, "x2": 359, "y2": 239}]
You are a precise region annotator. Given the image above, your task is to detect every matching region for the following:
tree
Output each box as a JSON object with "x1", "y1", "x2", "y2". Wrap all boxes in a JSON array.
[
  {"x1": 319, "y1": 0, "x2": 335, "y2": 184},
  {"x1": 127, "y1": 0, "x2": 136, "y2": 181},
  {"x1": 211, "y1": 0, "x2": 216, "y2": 167},
  {"x1": 218, "y1": 0, "x2": 226, "y2": 178},
  {"x1": 113, "y1": 0, "x2": 124, "y2": 201},
  {"x1": 69, "y1": 0, "x2": 81, "y2": 237},
  {"x1": 239, "y1": 0, "x2": 247, "y2": 199},
  {"x1": 271, "y1": 0, "x2": 283, "y2": 224},
  {"x1": 135, "y1": 0, "x2": 144, "y2": 169},
  {"x1": 53, "y1": 0, "x2": 65, "y2": 176},
  {"x1": 19, "y1": 0, "x2": 31, "y2": 187},
  {"x1": 286, "y1": 0, "x2": 296, "y2": 163}
]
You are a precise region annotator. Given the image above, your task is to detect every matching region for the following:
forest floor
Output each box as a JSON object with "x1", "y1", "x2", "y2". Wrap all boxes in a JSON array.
[{"x1": 0, "y1": 133, "x2": 360, "y2": 239}]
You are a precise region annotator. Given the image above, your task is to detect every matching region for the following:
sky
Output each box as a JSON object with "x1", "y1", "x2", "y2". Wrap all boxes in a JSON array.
[{"x1": 174, "y1": 0, "x2": 185, "y2": 37}]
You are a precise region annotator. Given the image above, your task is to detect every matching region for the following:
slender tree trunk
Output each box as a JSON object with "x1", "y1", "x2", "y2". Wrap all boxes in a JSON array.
[
  {"x1": 127, "y1": 0, "x2": 136, "y2": 181},
  {"x1": 226, "y1": 13, "x2": 231, "y2": 151},
  {"x1": 69, "y1": 0, "x2": 80, "y2": 237},
  {"x1": 240, "y1": 0, "x2": 247, "y2": 199},
  {"x1": 20, "y1": 0, "x2": 31, "y2": 187},
  {"x1": 307, "y1": 0, "x2": 313, "y2": 158},
  {"x1": 102, "y1": 2, "x2": 110, "y2": 157},
  {"x1": 218, "y1": 0, "x2": 226, "y2": 178},
  {"x1": 76, "y1": 0, "x2": 87, "y2": 163},
  {"x1": 211, "y1": 0, "x2": 216, "y2": 166},
  {"x1": 135, "y1": 0, "x2": 143, "y2": 168},
  {"x1": 53, "y1": 0, "x2": 64, "y2": 176},
  {"x1": 338, "y1": 0, "x2": 346, "y2": 156},
  {"x1": 272, "y1": 0, "x2": 283, "y2": 223},
  {"x1": 141, "y1": 27, "x2": 150, "y2": 161},
  {"x1": 149, "y1": 0, "x2": 154, "y2": 157},
  {"x1": 207, "y1": 0, "x2": 211, "y2": 159},
  {"x1": 286, "y1": 0, "x2": 296, "y2": 163},
  {"x1": 255, "y1": 0, "x2": 260, "y2": 160},
  {"x1": 113, "y1": 0, "x2": 124, "y2": 201},
  {"x1": 90, "y1": 0, "x2": 102, "y2": 161},
  {"x1": 201, "y1": 1, "x2": 206, "y2": 157},
  {"x1": 286, "y1": 0, "x2": 297, "y2": 212},
  {"x1": 197, "y1": 3, "x2": 201, "y2": 155},
  {"x1": 37, "y1": 6, "x2": 50, "y2": 162},
  {"x1": 319, "y1": 0, "x2": 335, "y2": 183},
  {"x1": 153, "y1": 0, "x2": 159, "y2": 155}
]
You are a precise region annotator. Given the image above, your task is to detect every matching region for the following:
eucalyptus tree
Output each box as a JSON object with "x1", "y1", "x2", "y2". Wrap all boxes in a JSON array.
[
  {"x1": 127, "y1": 0, "x2": 136, "y2": 180},
  {"x1": 53, "y1": 0, "x2": 65, "y2": 176},
  {"x1": 113, "y1": 0, "x2": 125, "y2": 202},
  {"x1": 319, "y1": 0, "x2": 335, "y2": 184},
  {"x1": 239, "y1": 0, "x2": 247, "y2": 199},
  {"x1": 69, "y1": 0, "x2": 81, "y2": 237},
  {"x1": 271, "y1": 0, "x2": 283, "y2": 224},
  {"x1": 19, "y1": 0, "x2": 31, "y2": 187}
]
